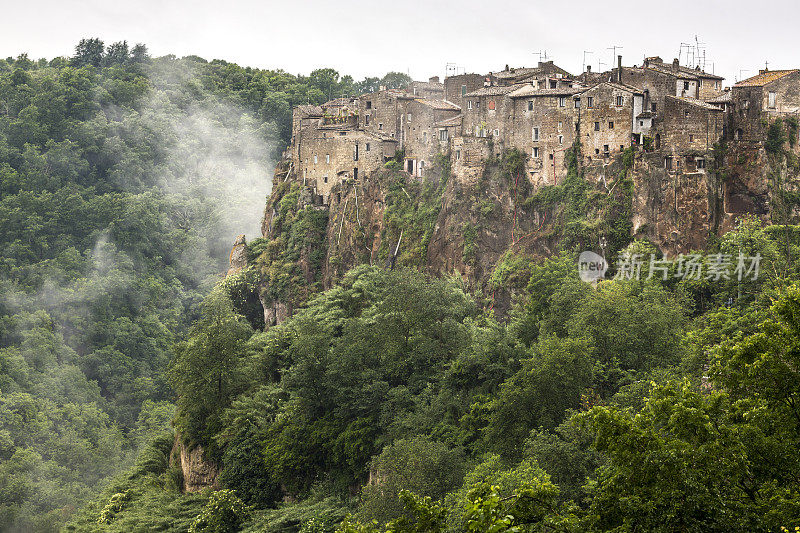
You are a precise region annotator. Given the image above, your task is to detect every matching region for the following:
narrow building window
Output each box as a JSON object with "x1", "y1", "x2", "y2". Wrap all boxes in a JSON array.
[
  {"x1": 379, "y1": 123, "x2": 383, "y2": 130},
  {"x1": 769, "y1": 91, "x2": 777, "y2": 108},
  {"x1": 594, "y1": 121, "x2": 600, "y2": 131},
  {"x1": 488, "y1": 100, "x2": 496, "y2": 110},
  {"x1": 439, "y1": 129, "x2": 448, "y2": 141},
  {"x1": 689, "y1": 134, "x2": 694, "y2": 142},
  {"x1": 461, "y1": 85, "x2": 467, "y2": 96},
  {"x1": 558, "y1": 97, "x2": 566, "y2": 107},
  {"x1": 651, "y1": 103, "x2": 657, "y2": 112},
  {"x1": 609, "y1": 121, "x2": 614, "y2": 129},
  {"x1": 455, "y1": 149, "x2": 461, "y2": 160},
  {"x1": 532, "y1": 127, "x2": 540, "y2": 141},
  {"x1": 366, "y1": 143, "x2": 370, "y2": 151},
  {"x1": 574, "y1": 98, "x2": 581, "y2": 108},
  {"x1": 325, "y1": 154, "x2": 330, "y2": 163},
  {"x1": 604, "y1": 144, "x2": 609, "y2": 152},
  {"x1": 685, "y1": 110, "x2": 690, "y2": 118},
  {"x1": 314, "y1": 155, "x2": 318, "y2": 164},
  {"x1": 587, "y1": 96, "x2": 594, "y2": 108},
  {"x1": 533, "y1": 147, "x2": 539, "y2": 157},
  {"x1": 616, "y1": 95, "x2": 624, "y2": 106},
  {"x1": 366, "y1": 101, "x2": 372, "y2": 109},
  {"x1": 365, "y1": 115, "x2": 370, "y2": 126},
  {"x1": 558, "y1": 135, "x2": 564, "y2": 145},
  {"x1": 528, "y1": 100, "x2": 534, "y2": 111},
  {"x1": 468, "y1": 100, "x2": 473, "y2": 110}
]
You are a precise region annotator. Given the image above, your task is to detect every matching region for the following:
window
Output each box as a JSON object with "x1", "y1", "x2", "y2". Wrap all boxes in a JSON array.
[
  {"x1": 595, "y1": 148, "x2": 600, "y2": 154},
  {"x1": 323, "y1": 175, "x2": 328, "y2": 183},
  {"x1": 689, "y1": 134, "x2": 694, "y2": 142},
  {"x1": 365, "y1": 143, "x2": 370, "y2": 151},
  {"x1": 616, "y1": 95, "x2": 624, "y2": 106},
  {"x1": 494, "y1": 129, "x2": 500, "y2": 136},
  {"x1": 697, "y1": 158, "x2": 706, "y2": 169},
  {"x1": 407, "y1": 113, "x2": 412, "y2": 122},
  {"x1": 353, "y1": 144, "x2": 358, "y2": 161},
  {"x1": 461, "y1": 85, "x2": 467, "y2": 96},
  {"x1": 574, "y1": 98, "x2": 581, "y2": 108},
  {"x1": 558, "y1": 121, "x2": 563, "y2": 131},
  {"x1": 603, "y1": 144, "x2": 609, "y2": 152},
  {"x1": 378, "y1": 123, "x2": 383, "y2": 130},
  {"x1": 527, "y1": 100, "x2": 534, "y2": 111},
  {"x1": 365, "y1": 114, "x2": 370, "y2": 126},
  {"x1": 699, "y1": 79, "x2": 703, "y2": 87},
  {"x1": 366, "y1": 101, "x2": 372, "y2": 109},
  {"x1": 620, "y1": 144, "x2": 624, "y2": 151},
  {"x1": 455, "y1": 149, "x2": 461, "y2": 160},
  {"x1": 549, "y1": 153, "x2": 554, "y2": 160},
  {"x1": 325, "y1": 154, "x2": 330, "y2": 164},
  {"x1": 439, "y1": 129, "x2": 448, "y2": 141},
  {"x1": 594, "y1": 121, "x2": 600, "y2": 131},
  {"x1": 558, "y1": 97, "x2": 566, "y2": 107},
  {"x1": 422, "y1": 132, "x2": 427, "y2": 143},
  {"x1": 651, "y1": 103, "x2": 657, "y2": 112},
  {"x1": 558, "y1": 135, "x2": 564, "y2": 145},
  {"x1": 769, "y1": 91, "x2": 777, "y2": 108},
  {"x1": 467, "y1": 100, "x2": 473, "y2": 110},
  {"x1": 639, "y1": 120, "x2": 644, "y2": 126},
  {"x1": 587, "y1": 96, "x2": 594, "y2": 108},
  {"x1": 532, "y1": 127, "x2": 540, "y2": 141},
  {"x1": 533, "y1": 147, "x2": 539, "y2": 157},
  {"x1": 313, "y1": 155, "x2": 318, "y2": 164},
  {"x1": 684, "y1": 81, "x2": 690, "y2": 91},
  {"x1": 339, "y1": 131, "x2": 346, "y2": 136},
  {"x1": 665, "y1": 156, "x2": 673, "y2": 170},
  {"x1": 550, "y1": 80, "x2": 557, "y2": 89},
  {"x1": 685, "y1": 110, "x2": 690, "y2": 119},
  {"x1": 608, "y1": 121, "x2": 614, "y2": 129},
  {"x1": 488, "y1": 100, "x2": 496, "y2": 110}
]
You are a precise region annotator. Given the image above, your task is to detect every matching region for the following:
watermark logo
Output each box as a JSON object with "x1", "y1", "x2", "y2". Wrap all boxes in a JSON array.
[
  {"x1": 578, "y1": 251, "x2": 608, "y2": 282},
  {"x1": 578, "y1": 251, "x2": 762, "y2": 282}
]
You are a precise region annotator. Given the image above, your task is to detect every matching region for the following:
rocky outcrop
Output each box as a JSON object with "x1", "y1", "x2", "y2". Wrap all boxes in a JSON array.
[
  {"x1": 170, "y1": 435, "x2": 219, "y2": 493},
  {"x1": 227, "y1": 234, "x2": 248, "y2": 276}
]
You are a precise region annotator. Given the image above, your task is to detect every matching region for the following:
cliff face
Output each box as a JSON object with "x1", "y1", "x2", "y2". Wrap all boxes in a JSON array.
[
  {"x1": 170, "y1": 436, "x2": 219, "y2": 493},
  {"x1": 249, "y1": 140, "x2": 795, "y2": 327}
]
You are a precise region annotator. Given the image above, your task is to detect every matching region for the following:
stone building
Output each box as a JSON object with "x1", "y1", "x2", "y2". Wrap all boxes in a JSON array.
[
  {"x1": 507, "y1": 85, "x2": 584, "y2": 185},
  {"x1": 659, "y1": 96, "x2": 723, "y2": 172},
  {"x1": 400, "y1": 98, "x2": 461, "y2": 176},
  {"x1": 407, "y1": 77, "x2": 445, "y2": 99},
  {"x1": 730, "y1": 69, "x2": 800, "y2": 142},
  {"x1": 493, "y1": 61, "x2": 573, "y2": 86},
  {"x1": 357, "y1": 89, "x2": 411, "y2": 140},
  {"x1": 445, "y1": 73, "x2": 489, "y2": 107},
  {"x1": 575, "y1": 82, "x2": 644, "y2": 162},
  {"x1": 463, "y1": 85, "x2": 519, "y2": 142}
]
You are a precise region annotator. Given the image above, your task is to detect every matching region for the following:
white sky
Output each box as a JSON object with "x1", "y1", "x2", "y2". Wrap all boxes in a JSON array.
[{"x1": 2, "y1": 0, "x2": 798, "y2": 86}]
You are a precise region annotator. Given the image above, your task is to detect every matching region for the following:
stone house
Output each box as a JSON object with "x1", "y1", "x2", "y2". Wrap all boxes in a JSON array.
[
  {"x1": 493, "y1": 61, "x2": 572, "y2": 86},
  {"x1": 357, "y1": 89, "x2": 411, "y2": 141},
  {"x1": 401, "y1": 98, "x2": 461, "y2": 176},
  {"x1": 730, "y1": 69, "x2": 800, "y2": 142},
  {"x1": 445, "y1": 73, "x2": 489, "y2": 107},
  {"x1": 408, "y1": 77, "x2": 445, "y2": 99},
  {"x1": 462, "y1": 85, "x2": 519, "y2": 143},
  {"x1": 659, "y1": 96, "x2": 723, "y2": 172},
  {"x1": 575, "y1": 82, "x2": 644, "y2": 162},
  {"x1": 507, "y1": 85, "x2": 584, "y2": 186}
]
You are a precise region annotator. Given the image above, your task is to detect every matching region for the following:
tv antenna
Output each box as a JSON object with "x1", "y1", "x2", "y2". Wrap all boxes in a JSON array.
[
  {"x1": 607, "y1": 45, "x2": 623, "y2": 68},
  {"x1": 582, "y1": 50, "x2": 594, "y2": 73},
  {"x1": 533, "y1": 50, "x2": 549, "y2": 63}
]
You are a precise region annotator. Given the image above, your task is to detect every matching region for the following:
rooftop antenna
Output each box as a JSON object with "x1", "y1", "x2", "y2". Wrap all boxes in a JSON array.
[
  {"x1": 598, "y1": 60, "x2": 607, "y2": 73},
  {"x1": 582, "y1": 50, "x2": 594, "y2": 73},
  {"x1": 737, "y1": 69, "x2": 750, "y2": 83},
  {"x1": 607, "y1": 45, "x2": 623, "y2": 72}
]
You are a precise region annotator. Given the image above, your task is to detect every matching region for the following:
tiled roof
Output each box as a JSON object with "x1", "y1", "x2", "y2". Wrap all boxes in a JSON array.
[
  {"x1": 666, "y1": 95, "x2": 723, "y2": 110},
  {"x1": 296, "y1": 105, "x2": 323, "y2": 117},
  {"x1": 410, "y1": 81, "x2": 445, "y2": 91},
  {"x1": 706, "y1": 92, "x2": 732, "y2": 104},
  {"x1": 642, "y1": 62, "x2": 723, "y2": 80},
  {"x1": 493, "y1": 67, "x2": 539, "y2": 79},
  {"x1": 508, "y1": 85, "x2": 585, "y2": 98},
  {"x1": 414, "y1": 98, "x2": 461, "y2": 110},
  {"x1": 735, "y1": 70, "x2": 798, "y2": 87},
  {"x1": 581, "y1": 81, "x2": 643, "y2": 95},
  {"x1": 464, "y1": 85, "x2": 521, "y2": 97},
  {"x1": 322, "y1": 97, "x2": 354, "y2": 107},
  {"x1": 435, "y1": 114, "x2": 463, "y2": 127}
]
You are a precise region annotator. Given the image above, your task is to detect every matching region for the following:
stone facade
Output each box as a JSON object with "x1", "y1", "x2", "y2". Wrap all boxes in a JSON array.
[{"x1": 730, "y1": 70, "x2": 800, "y2": 143}]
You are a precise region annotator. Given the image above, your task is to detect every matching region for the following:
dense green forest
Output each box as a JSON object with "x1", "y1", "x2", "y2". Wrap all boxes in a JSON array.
[
  {"x1": 0, "y1": 38, "x2": 410, "y2": 532},
  {"x1": 4, "y1": 38, "x2": 800, "y2": 533}
]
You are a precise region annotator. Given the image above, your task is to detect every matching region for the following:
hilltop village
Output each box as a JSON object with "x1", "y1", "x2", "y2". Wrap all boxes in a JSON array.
[{"x1": 289, "y1": 56, "x2": 800, "y2": 203}]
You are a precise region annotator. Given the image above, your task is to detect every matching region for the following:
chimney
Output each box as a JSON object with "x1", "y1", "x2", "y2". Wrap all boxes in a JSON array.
[
  {"x1": 429, "y1": 76, "x2": 440, "y2": 83},
  {"x1": 618, "y1": 55, "x2": 623, "y2": 83},
  {"x1": 586, "y1": 65, "x2": 592, "y2": 73},
  {"x1": 672, "y1": 58, "x2": 680, "y2": 72}
]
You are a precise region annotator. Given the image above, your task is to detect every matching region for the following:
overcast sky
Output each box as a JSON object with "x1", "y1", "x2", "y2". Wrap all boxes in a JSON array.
[{"x1": 2, "y1": 0, "x2": 798, "y2": 85}]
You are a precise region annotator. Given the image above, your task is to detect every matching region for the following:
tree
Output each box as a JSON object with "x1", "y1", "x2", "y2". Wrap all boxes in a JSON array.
[{"x1": 72, "y1": 38, "x2": 105, "y2": 67}]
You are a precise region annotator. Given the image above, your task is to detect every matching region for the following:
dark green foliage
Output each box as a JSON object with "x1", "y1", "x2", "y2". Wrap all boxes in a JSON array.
[{"x1": 766, "y1": 117, "x2": 787, "y2": 155}]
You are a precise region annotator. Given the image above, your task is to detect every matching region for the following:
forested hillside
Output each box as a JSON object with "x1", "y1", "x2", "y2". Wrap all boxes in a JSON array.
[
  {"x1": 4, "y1": 39, "x2": 800, "y2": 533},
  {"x1": 0, "y1": 39, "x2": 410, "y2": 532}
]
